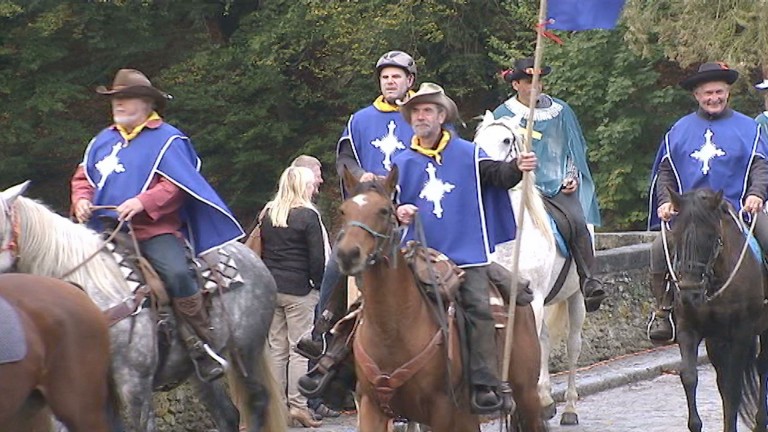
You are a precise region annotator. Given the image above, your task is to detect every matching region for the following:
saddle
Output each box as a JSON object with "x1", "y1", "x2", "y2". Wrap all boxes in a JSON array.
[
  {"x1": 402, "y1": 240, "x2": 465, "y2": 302},
  {"x1": 101, "y1": 231, "x2": 245, "y2": 327}
]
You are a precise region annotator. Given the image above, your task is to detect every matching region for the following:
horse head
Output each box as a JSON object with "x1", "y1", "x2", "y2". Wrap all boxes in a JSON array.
[
  {"x1": 473, "y1": 110, "x2": 524, "y2": 163},
  {"x1": 0, "y1": 181, "x2": 31, "y2": 272},
  {"x1": 669, "y1": 188, "x2": 731, "y2": 302},
  {"x1": 335, "y1": 166, "x2": 399, "y2": 275}
]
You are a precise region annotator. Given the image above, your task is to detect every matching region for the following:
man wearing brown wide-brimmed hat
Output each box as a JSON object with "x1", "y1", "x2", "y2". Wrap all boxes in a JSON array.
[
  {"x1": 647, "y1": 62, "x2": 768, "y2": 342},
  {"x1": 393, "y1": 82, "x2": 537, "y2": 414},
  {"x1": 71, "y1": 68, "x2": 244, "y2": 381}
]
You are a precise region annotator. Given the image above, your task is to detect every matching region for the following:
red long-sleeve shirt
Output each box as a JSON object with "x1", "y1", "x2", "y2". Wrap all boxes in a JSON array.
[{"x1": 70, "y1": 165, "x2": 186, "y2": 241}]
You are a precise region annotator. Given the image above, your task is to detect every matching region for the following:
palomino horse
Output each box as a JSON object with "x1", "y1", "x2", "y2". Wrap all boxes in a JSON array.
[
  {"x1": 336, "y1": 168, "x2": 545, "y2": 432},
  {"x1": 0, "y1": 182, "x2": 285, "y2": 432},
  {"x1": 0, "y1": 273, "x2": 114, "y2": 432},
  {"x1": 665, "y1": 189, "x2": 768, "y2": 432},
  {"x1": 474, "y1": 111, "x2": 586, "y2": 425}
]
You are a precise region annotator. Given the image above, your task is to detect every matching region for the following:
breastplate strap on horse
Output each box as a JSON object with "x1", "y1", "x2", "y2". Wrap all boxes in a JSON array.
[{"x1": 354, "y1": 329, "x2": 444, "y2": 417}]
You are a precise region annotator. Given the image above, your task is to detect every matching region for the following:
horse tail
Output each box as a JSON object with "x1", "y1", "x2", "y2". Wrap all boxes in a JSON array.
[
  {"x1": 735, "y1": 337, "x2": 760, "y2": 430},
  {"x1": 543, "y1": 301, "x2": 569, "y2": 347},
  {"x1": 228, "y1": 344, "x2": 288, "y2": 432}
]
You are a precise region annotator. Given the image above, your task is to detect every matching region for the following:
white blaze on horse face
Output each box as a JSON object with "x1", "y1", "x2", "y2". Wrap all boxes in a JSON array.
[{"x1": 352, "y1": 194, "x2": 368, "y2": 208}]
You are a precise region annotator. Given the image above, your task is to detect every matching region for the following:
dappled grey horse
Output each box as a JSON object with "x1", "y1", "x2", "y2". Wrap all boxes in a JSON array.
[{"x1": 0, "y1": 182, "x2": 285, "y2": 432}]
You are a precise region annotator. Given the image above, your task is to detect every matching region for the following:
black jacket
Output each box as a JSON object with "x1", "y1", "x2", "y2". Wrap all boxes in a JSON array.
[{"x1": 260, "y1": 206, "x2": 326, "y2": 296}]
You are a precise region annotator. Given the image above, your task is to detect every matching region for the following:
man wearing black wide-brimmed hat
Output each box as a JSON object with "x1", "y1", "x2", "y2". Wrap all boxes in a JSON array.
[
  {"x1": 647, "y1": 62, "x2": 768, "y2": 342},
  {"x1": 490, "y1": 57, "x2": 606, "y2": 313}
]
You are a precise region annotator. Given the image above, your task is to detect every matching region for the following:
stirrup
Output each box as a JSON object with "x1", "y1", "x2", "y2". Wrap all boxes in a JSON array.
[
  {"x1": 297, "y1": 368, "x2": 337, "y2": 399},
  {"x1": 646, "y1": 311, "x2": 675, "y2": 343},
  {"x1": 470, "y1": 387, "x2": 503, "y2": 415},
  {"x1": 190, "y1": 343, "x2": 228, "y2": 382}
]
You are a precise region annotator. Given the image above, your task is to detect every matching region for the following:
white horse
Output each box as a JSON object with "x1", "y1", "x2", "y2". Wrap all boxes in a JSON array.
[
  {"x1": 475, "y1": 111, "x2": 587, "y2": 425},
  {"x1": 0, "y1": 181, "x2": 286, "y2": 432}
]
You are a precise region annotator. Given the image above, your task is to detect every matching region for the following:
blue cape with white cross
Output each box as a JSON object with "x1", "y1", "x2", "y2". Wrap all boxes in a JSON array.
[{"x1": 647, "y1": 111, "x2": 768, "y2": 229}]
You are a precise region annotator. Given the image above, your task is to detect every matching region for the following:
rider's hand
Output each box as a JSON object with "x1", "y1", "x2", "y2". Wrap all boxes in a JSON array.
[
  {"x1": 657, "y1": 202, "x2": 678, "y2": 222},
  {"x1": 74, "y1": 199, "x2": 92, "y2": 223},
  {"x1": 116, "y1": 197, "x2": 145, "y2": 221},
  {"x1": 396, "y1": 204, "x2": 418, "y2": 225},
  {"x1": 359, "y1": 172, "x2": 377, "y2": 182},
  {"x1": 744, "y1": 195, "x2": 764, "y2": 214},
  {"x1": 516, "y1": 152, "x2": 537, "y2": 172},
  {"x1": 561, "y1": 178, "x2": 578, "y2": 195}
]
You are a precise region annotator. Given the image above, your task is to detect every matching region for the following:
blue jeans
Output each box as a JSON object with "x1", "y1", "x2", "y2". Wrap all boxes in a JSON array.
[
  {"x1": 316, "y1": 256, "x2": 344, "y2": 318},
  {"x1": 139, "y1": 233, "x2": 198, "y2": 298}
]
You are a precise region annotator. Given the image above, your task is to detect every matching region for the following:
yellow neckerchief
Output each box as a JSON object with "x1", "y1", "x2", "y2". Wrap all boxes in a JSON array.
[
  {"x1": 410, "y1": 130, "x2": 450, "y2": 164},
  {"x1": 372, "y1": 90, "x2": 416, "y2": 112},
  {"x1": 115, "y1": 111, "x2": 162, "y2": 142}
]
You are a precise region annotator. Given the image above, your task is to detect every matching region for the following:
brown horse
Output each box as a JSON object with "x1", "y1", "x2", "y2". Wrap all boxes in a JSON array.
[
  {"x1": 0, "y1": 273, "x2": 114, "y2": 432},
  {"x1": 336, "y1": 168, "x2": 545, "y2": 432}
]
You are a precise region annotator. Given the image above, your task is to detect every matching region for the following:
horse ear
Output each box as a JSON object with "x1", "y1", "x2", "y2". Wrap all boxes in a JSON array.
[
  {"x1": 1, "y1": 180, "x2": 31, "y2": 204},
  {"x1": 668, "y1": 187, "x2": 683, "y2": 209},
  {"x1": 342, "y1": 166, "x2": 359, "y2": 196},
  {"x1": 384, "y1": 165, "x2": 399, "y2": 195},
  {"x1": 714, "y1": 189, "x2": 724, "y2": 205},
  {"x1": 482, "y1": 110, "x2": 495, "y2": 126}
]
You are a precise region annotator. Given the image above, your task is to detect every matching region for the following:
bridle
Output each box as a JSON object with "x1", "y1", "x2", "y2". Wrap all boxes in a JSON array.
[
  {"x1": 662, "y1": 207, "x2": 756, "y2": 301},
  {"x1": 338, "y1": 200, "x2": 401, "y2": 267},
  {"x1": 477, "y1": 120, "x2": 519, "y2": 163}
]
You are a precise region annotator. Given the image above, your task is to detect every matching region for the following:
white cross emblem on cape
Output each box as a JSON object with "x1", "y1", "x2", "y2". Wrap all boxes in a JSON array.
[
  {"x1": 689, "y1": 129, "x2": 725, "y2": 175},
  {"x1": 94, "y1": 142, "x2": 126, "y2": 188},
  {"x1": 419, "y1": 163, "x2": 455, "y2": 218},
  {"x1": 370, "y1": 120, "x2": 405, "y2": 171}
]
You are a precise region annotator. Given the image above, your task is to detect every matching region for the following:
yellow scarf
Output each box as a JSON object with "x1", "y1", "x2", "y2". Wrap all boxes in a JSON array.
[
  {"x1": 372, "y1": 90, "x2": 416, "y2": 112},
  {"x1": 115, "y1": 111, "x2": 162, "y2": 142},
  {"x1": 410, "y1": 130, "x2": 450, "y2": 164}
]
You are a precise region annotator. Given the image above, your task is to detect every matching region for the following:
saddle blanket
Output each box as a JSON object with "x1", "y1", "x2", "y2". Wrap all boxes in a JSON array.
[
  {"x1": 548, "y1": 215, "x2": 570, "y2": 257},
  {"x1": 0, "y1": 295, "x2": 27, "y2": 364},
  {"x1": 107, "y1": 243, "x2": 245, "y2": 296}
]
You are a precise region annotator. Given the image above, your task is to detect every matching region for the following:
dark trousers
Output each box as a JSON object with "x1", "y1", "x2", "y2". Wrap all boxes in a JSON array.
[
  {"x1": 317, "y1": 257, "x2": 343, "y2": 317},
  {"x1": 544, "y1": 192, "x2": 597, "y2": 282},
  {"x1": 139, "y1": 233, "x2": 198, "y2": 298},
  {"x1": 460, "y1": 266, "x2": 499, "y2": 387}
]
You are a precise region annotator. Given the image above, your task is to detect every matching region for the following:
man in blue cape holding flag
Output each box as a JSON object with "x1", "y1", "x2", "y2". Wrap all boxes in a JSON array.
[
  {"x1": 647, "y1": 62, "x2": 768, "y2": 342},
  {"x1": 71, "y1": 69, "x2": 244, "y2": 381}
]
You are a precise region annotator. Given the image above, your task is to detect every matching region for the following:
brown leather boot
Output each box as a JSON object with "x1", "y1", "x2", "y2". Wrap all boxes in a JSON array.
[
  {"x1": 173, "y1": 292, "x2": 227, "y2": 382},
  {"x1": 646, "y1": 272, "x2": 675, "y2": 343}
]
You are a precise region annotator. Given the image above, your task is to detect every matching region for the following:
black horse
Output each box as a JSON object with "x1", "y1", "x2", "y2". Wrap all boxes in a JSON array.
[{"x1": 667, "y1": 189, "x2": 768, "y2": 432}]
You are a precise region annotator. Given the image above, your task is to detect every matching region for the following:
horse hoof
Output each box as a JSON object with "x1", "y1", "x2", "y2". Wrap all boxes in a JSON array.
[
  {"x1": 541, "y1": 402, "x2": 557, "y2": 420},
  {"x1": 560, "y1": 412, "x2": 579, "y2": 425}
]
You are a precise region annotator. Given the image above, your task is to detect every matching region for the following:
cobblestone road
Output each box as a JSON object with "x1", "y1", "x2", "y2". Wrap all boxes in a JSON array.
[{"x1": 293, "y1": 364, "x2": 746, "y2": 431}]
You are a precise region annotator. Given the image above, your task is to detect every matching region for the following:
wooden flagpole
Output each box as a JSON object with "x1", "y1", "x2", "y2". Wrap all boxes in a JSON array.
[{"x1": 500, "y1": 0, "x2": 548, "y2": 388}]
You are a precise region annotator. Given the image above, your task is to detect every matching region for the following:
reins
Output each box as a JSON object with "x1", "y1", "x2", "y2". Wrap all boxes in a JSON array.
[
  {"x1": 661, "y1": 208, "x2": 757, "y2": 301},
  {"x1": 59, "y1": 205, "x2": 127, "y2": 279}
]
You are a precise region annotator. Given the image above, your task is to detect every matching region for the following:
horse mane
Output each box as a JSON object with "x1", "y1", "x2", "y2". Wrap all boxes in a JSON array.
[
  {"x1": 474, "y1": 115, "x2": 553, "y2": 241},
  {"x1": 349, "y1": 179, "x2": 390, "y2": 198},
  {"x1": 674, "y1": 191, "x2": 736, "y2": 270},
  {"x1": 14, "y1": 197, "x2": 131, "y2": 303}
]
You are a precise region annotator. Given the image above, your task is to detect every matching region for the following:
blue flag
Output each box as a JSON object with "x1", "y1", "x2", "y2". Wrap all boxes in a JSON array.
[{"x1": 548, "y1": 0, "x2": 626, "y2": 31}]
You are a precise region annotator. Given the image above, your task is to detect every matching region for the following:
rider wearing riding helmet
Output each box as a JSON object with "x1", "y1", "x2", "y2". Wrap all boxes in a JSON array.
[{"x1": 297, "y1": 50, "x2": 417, "y2": 397}]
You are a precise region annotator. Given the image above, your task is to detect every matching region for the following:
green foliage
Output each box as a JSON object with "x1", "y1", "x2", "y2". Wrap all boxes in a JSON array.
[{"x1": 3, "y1": 0, "x2": 762, "y2": 232}]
